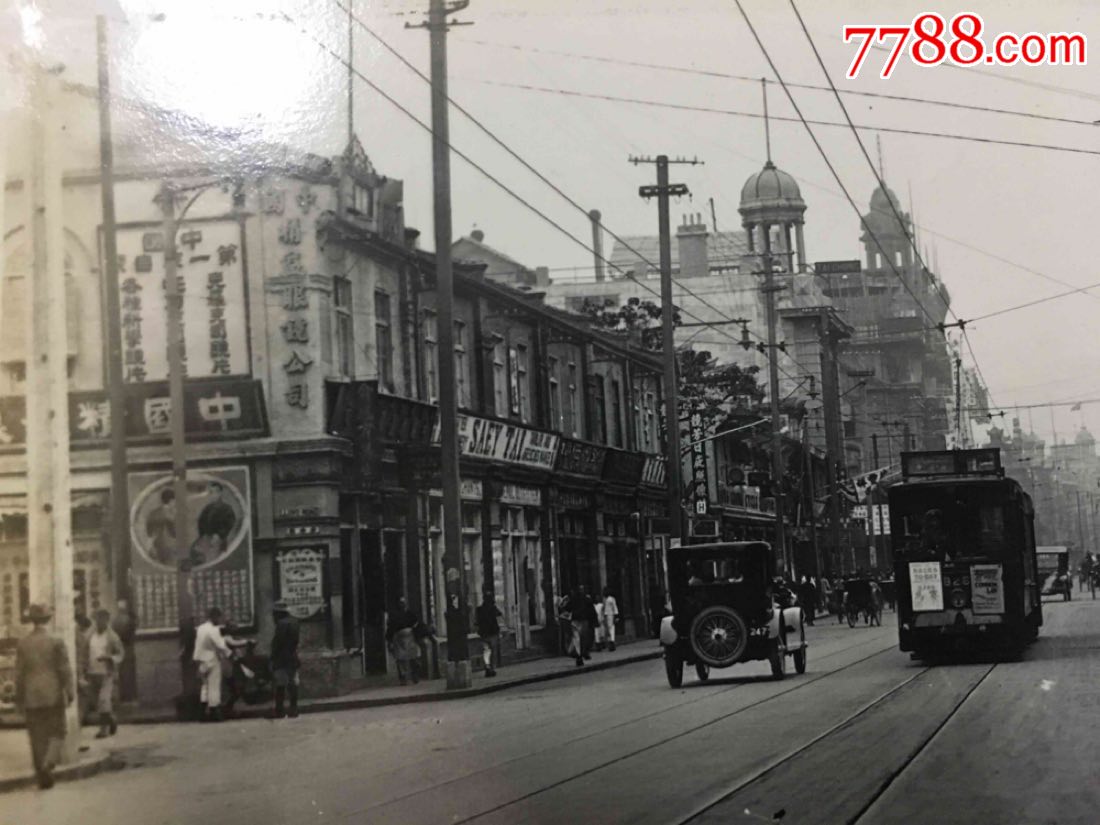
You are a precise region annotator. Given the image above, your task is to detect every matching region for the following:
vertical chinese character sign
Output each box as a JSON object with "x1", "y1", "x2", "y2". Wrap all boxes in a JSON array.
[
  {"x1": 688, "y1": 410, "x2": 709, "y2": 515},
  {"x1": 112, "y1": 222, "x2": 249, "y2": 382},
  {"x1": 128, "y1": 466, "x2": 253, "y2": 632}
]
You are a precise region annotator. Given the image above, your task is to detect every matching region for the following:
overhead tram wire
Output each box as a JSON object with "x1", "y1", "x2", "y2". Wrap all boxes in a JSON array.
[
  {"x1": 460, "y1": 38, "x2": 1100, "y2": 129},
  {"x1": 331, "y1": 0, "x2": 826, "y2": 379},
  {"x1": 284, "y1": 9, "x2": 824, "y2": 381},
  {"x1": 734, "y1": 0, "x2": 1003, "y2": 413},
  {"x1": 472, "y1": 81, "x2": 1100, "y2": 159}
]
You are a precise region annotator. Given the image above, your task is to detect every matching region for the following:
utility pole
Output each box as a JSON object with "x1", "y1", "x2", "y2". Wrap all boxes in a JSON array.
[
  {"x1": 760, "y1": 232, "x2": 788, "y2": 575},
  {"x1": 155, "y1": 183, "x2": 196, "y2": 693},
  {"x1": 25, "y1": 60, "x2": 80, "y2": 760},
  {"x1": 818, "y1": 316, "x2": 844, "y2": 586},
  {"x1": 589, "y1": 209, "x2": 605, "y2": 282},
  {"x1": 954, "y1": 356, "x2": 963, "y2": 449},
  {"x1": 631, "y1": 154, "x2": 701, "y2": 548},
  {"x1": 802, "y1": 415, "x2": 821, "y2": 580},
  {"x1": 97, "y1": 17, "x2": 133, "y2": 697},
  {"x1": 410, "y1": 0, "x2": 472, "y2": 689}
]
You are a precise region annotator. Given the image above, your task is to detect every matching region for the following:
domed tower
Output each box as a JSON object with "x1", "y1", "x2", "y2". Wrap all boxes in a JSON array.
[
  {"x1": 861, "y1": 182, "x2": 914, "y2": 272},
  {"x1": 739, "y1": 160, "x2": 807, "y2": 273}
]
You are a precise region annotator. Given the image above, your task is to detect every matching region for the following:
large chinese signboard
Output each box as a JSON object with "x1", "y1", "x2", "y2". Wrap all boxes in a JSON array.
[
  {"x1": 112, "y1": 221, "x2": 249, "y2": 383},
  {"x1": 129, "y1": 466, "x2": 254, "y2": 633},
  {"x1": 438, "y1": 414, "x2": 559, "y2": 471},
  {"x1": 0, "y1": 379, "x2": 267, "y2": 447}
]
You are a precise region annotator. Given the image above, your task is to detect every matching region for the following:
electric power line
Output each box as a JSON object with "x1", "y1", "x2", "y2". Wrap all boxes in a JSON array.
[
  {"x1": 333, "y1": 0, "x2": 829, "y2": 379},
  {"x1": 472, "y1": 80, "x2": 1100, "y2": 159},
  {"x1": 459, "y1": 37, "x2": 1100, "y2": 129},
  {"x1": 287, "y1": 7, "x2": 824, "y2": 382}
]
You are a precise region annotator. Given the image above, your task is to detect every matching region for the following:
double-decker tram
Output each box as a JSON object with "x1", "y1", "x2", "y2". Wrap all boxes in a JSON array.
[{"x1": 889, "y1": 448, "x2": 1042, "y2": 659}]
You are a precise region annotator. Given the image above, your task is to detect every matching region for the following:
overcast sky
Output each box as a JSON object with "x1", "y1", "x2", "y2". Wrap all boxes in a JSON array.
[{"x1": 12, "y1": 0, "x2": 1100, "y2": 453}]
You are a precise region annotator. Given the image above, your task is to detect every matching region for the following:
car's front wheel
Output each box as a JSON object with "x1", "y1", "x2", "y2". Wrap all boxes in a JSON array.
[{"x1": 664, "y1": 648, "x2": 683, "y2": 688}]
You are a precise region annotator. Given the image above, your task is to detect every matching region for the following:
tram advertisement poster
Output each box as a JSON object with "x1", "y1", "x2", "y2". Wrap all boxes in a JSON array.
[
  {"x1": 970, "y1": 564, "x2": 1005, "y2": 614},
  {"x1": 909, "y1": 561, "x2": 943, "y2": 612},
  {"x1": 128, "y1": 466, "x2": 254, "y2": 633}
]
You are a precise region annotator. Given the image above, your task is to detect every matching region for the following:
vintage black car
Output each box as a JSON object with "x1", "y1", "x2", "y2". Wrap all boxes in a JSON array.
[{"x1": 660, "y1": 542, "x2": 808, "y2": 686}]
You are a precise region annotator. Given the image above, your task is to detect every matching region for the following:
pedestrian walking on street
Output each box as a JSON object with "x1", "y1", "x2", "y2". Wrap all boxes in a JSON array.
[
  {"x1": 193, "y1": 607, "x2": 232, "y2": 722},
  {"x1": 476, "y1": 591, "x2": 502, "y2": 677},
  {"x1": 594, "y1": 597, "x2": 605, "y2": 650},
  {"x1": 84, "y1": 608, "x2": 124, "y2": 739},
  {"x1": 111, "y1": 598, "x2": 138, "y2": 703},
  {"x1": 269, "y1": 600, "x2": 300, "y2": 718},
  {"x1": 14, "y1": 603, "x2": 74, "y2": 790},
  {"x1": 386, "y1": 597, "x2": 426, "y2": 685},
  {"x1": 799, "y1": 577, "x2": 817, "y2": 626},
  {"x1": 601, "y1": 587, "x2": 619, "y2": 652},
  {"x1": 561, "y1": 586, "x2": 597, "y2": 666}
]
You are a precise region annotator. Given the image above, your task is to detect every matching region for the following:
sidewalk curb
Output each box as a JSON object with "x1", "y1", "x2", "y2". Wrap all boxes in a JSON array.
[
  {"x1": 0, "y1": 749, "x2": 117, "y2": 794},
  {"x1": 122, "y1": 647, "x2": 665, "y2": 724}
]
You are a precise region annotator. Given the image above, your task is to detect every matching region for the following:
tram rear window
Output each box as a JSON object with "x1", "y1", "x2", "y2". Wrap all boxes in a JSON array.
[{"x1": 893, "y1": 488, "x2": 1008, "y2": 560}]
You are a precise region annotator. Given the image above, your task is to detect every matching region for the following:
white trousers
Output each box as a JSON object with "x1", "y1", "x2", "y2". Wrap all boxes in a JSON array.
[
  {"x1": 602, "y1": 614, "x2": 616, "y2": 643},
  {"x1": 198, "y1": 661, "x2": 222, "y2": 707}
]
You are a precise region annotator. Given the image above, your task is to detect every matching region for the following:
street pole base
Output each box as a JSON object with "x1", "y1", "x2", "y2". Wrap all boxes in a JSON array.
[{"x1": 444, "y1": 660, "x2": 472, "y2": 690}]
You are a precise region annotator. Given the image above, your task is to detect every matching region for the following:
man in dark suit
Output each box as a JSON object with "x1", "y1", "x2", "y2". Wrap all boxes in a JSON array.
[
  {"x1": 269, "y1": 600, "x2": 301, "y2": 719},
  {"x1": 14, "y1": 603, "x2": 74, "y2": 789}
]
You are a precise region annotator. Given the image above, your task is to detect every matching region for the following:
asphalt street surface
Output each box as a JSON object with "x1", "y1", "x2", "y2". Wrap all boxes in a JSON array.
[{"x1": 4, "y1": 599, "x2": 1098, "y2": 825}]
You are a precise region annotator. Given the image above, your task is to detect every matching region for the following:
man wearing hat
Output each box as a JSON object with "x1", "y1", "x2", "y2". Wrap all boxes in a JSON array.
[
  {"x1": 14, "y1": 604, "x2": 74, "y2": 789},
  {"x1": 269, "y1": 600, "x2": 300, "y2": 719}
]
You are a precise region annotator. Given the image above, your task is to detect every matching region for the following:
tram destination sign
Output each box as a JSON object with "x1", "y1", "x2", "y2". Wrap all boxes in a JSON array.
[{"x1": 901, "y1": 449, "x2": 1002, "y2": 480}]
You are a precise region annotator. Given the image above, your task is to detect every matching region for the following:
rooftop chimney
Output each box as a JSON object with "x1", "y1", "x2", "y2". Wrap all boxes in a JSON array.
[
  {"x1": 589, "y1": 209, "x2": 605, "y2": 282},
  {"x1": 677, "y1": 212, "x2": 709, "y2": 280},
  {"x1": 471, "y1": 228, "x2": 485, "y2": 243}
]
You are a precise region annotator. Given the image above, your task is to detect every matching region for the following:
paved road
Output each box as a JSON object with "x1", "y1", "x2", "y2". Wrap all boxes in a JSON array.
[{"x1": 5, "y1": 600, "x2": 1098, "y2": 825}]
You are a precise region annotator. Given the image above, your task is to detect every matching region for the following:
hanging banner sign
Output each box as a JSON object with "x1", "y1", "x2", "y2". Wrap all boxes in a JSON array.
[
  {"x1": 970, "y1": 564, "x2": 1005, "y2": 614},
  {"x1": 909, "y1": 561, "x2": 943, "y2": 612},
  {"x1": 440, "y1": 414, "x2": 559, "y2": 470},
  {"x1": 277, "y1": 547, "x2": 326, "y2": 619}
]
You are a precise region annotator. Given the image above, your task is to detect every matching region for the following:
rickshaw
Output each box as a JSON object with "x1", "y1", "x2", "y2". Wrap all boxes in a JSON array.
[{"x1": 842, "y1": 578, "x2": 882, "y2": 627}]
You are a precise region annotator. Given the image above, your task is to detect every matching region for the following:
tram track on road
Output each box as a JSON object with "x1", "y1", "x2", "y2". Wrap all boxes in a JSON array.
[
  {"x1": 675, "y1": 660, "x2": 999, "y2": 825},
  {"x1": 419, "y1": 633, "x2": 903, "y2": 825}
]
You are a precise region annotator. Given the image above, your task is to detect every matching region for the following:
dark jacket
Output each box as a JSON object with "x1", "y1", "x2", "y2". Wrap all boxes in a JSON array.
[
  {"x1": 270, "y1": 615, "x2": 300, "y2": 671},
  {"x1": 564, "y1": 592, "x2": 597, "y2": 624},
  {"x1": 476, "y1": 603, "x2": 502, "y2": 637},
  {"x1": 385, "y1": 609, "x2": 424, "y2": 643},
  {"x1": 15, "y1": 628, "x2": 73, "y2": 710}
]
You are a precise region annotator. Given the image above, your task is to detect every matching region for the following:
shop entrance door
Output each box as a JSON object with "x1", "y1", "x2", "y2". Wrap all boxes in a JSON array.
[
  {"x1": 510, "y1": 537, "x2": 530, "y2": 650},
  {"x1": 360, "y1": 530, "x2": 387, "y2": 673}
]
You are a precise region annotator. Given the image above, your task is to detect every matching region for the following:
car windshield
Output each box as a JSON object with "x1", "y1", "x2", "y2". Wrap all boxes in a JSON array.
[
  {"x1": 892, "y1": 484, "x2": 1009, "y2": 561},
  {"x1": 1037, "y1": 553, "x2": 1067, "y2": 576}
]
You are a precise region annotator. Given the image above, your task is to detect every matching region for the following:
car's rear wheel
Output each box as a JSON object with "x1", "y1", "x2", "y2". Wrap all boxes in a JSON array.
[
  {"x1": 664, "y1": 648, "x2": 683, "y2": 688},
  {"x1": 695, "y1": 663, "x2": 710, "y2": 682},
  {"x1": 689, "y1": 606, "x2": 749, "y2": 667},
  {"x1": 768, "y1": 631, "x2": 787, "y2": 680},
  {"x1": 792, "y1": 622, "x2": 807, "y2": 674}
]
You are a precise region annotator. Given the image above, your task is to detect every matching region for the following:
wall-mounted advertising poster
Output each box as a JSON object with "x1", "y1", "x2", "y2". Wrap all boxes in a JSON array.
[
  {"x1": 971, "y1": 564, "x2": 1005, "y2": 614},
  {"x1": 277, "y1": 547, "x2": 326, "y2": 620},
  {"x1": 909, "y1": 561, "x2": 943, "y2": 612},
  {"x1": 128, "y1": 466, "x2": 253, "y2": 633}
]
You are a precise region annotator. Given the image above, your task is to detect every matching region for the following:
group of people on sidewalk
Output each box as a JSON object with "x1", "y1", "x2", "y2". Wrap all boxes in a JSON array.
[
  {"x1": 13, "y1": 602, "x2": 130, "y2": 789},
  {"x1": 383, "y1": 592, "x2": 505, "y2": 684},
  {"x1": 184, "y1": 600, "x2": 302, "y2": 722},
  {"x1": 558, "y1": 585, "x2": 619, "y2": 667}
]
